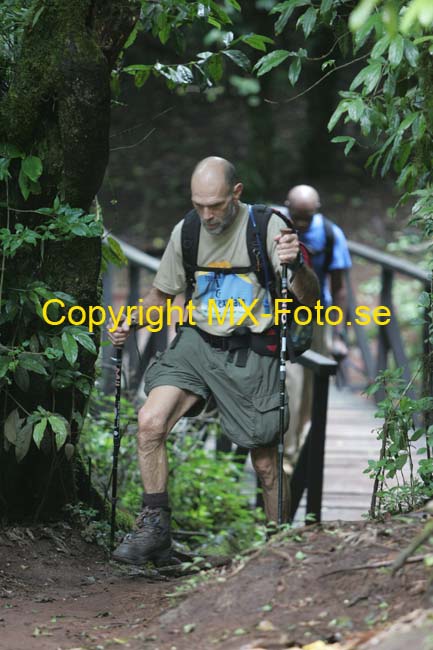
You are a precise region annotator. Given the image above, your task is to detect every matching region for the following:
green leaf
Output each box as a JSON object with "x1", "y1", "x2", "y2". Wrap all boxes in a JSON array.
[
  {"x1": 254, "y1": 50, "x2": 290, "y2": 76},
  {"x1": 388, "y1": 34, "x2": 405, "y2": 66},
  {"x1": 331, "y1": 135, "x2": 356, "y2": 155},
  {"x1": 349, "y1": 61, "x2": 382, "y2": 94},
  {"x1": 33, "y1": 418, "x2": 47, "y2": 448},
  {"x1": 394, "y1": 454, "x2": 408, "y2": 470},
  {"x1": 71, "y1": 224, "x2": 88, "y2": 236},
  {"x1": 106, "y1": 237, "x2": 127, "y2": 266},
  {"x1": 207, "y1": 16, "x2": 221, "y2": 29},
  {"x1": 18, "y1": 354, "x2": 48, "y2": 375},
  {"x1": 348, "y1": 98, "x2": 365, "y2": 121},
  {"x1": 328, "y1": 101, "x2": 349, "y2": 131},
  {"x1": 54, "y1": 291, "x2": 76, "y2": 304},
  {"x1": 15, "y1": 423, "x2": 33, "y2": 463},
  {"x1": 32, "y1": 5, "x2": 45, "y2": 28},
  {"x1": 349, "y1": 0, "x2": 379, "y2": 31},
  {"x1": 399, "y1": 112, "x2": 418, "y2": 133},
  {"x1": 124, "y1": 25, "x2": 138, "y2": 49},
  {"x1": 297, "y1": 7, "x2": 317, "y2": 38},
  {"x1": 22, "y1": 156, "x2": 43, "y2": 182},
  {"x1": 18, "y1": 167, "x2": 30, "y2": 200},
  {"x1": 411, "y1": 428, "x2": 425, "y2": 441},
  {"x1": 354, "y1": 14, "x2": 380, "y2": 50},
  {"x1": 288, "y1": 57, "x2": 302, "y2": 86},
  {"x1": 72, "y1": 331, "x2": 97, "y2": 355},
  {"x1": 0, "y1": 158, "x2": 10, "y2": 181},
  {"x1": 401, "y1": 0, "x2": 433, "y2": 33},
  {"x1": 0, "y1": 355, "x2": 10, "y2": 379},
  {"x1": 5, "y1": 409, "x2": 23, "y2": 445},
  {"x1": 62, "y1": 331, "x2": 78, "y2": 366},
  {"x1": 0, "y1": 143, "x2": 22, "y2": 158},
  {"x1": 48, "y1": 415, "x2": 68, "y2": 449},
  {"x1": 14, "y1": 367, "x2": 30, "y2": 392},
  {"x1": 364, "y1": 62, "x2": 382, "y2": 93},
  {"x1": 241, "y1": 34, "x2": 274, "y2": 52},
  {"x1": 371, "y1": 34, "x2": 390, "y2": 58},
  {"x1": 320, "y1": 0, "x2": 333, "y2": 13},
  {"x1": 208, "y1": 0, "x2": 232, "y2": 25},
  {"x1": 272, "y1": 0, "x2": 310, "y2": 35},
  {"x1": 404, "y1": 41, "x2": 419, "y2": 67},
  {"x1": 222, "y1": 50, "x2": 250, "y2": 71},
  {"x1": 204, "y1": 53, "x2": 223, "y2": 82}
]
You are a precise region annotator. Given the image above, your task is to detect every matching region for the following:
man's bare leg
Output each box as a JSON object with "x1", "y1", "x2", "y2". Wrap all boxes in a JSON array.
[
  {"x1": 251, "y1": 446, "x2": 290, "y2": 523},
  {"x1": 137, "y1": 385, "x2": 201, "y2": 493},
  {"x1": 112, "y1": 385, "x2": 201, "y2": 565}
]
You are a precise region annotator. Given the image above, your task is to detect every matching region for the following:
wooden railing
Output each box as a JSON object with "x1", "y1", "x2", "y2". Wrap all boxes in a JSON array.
[{"x1": 345, "y1": 240, "x2": 431, "y2": 403}]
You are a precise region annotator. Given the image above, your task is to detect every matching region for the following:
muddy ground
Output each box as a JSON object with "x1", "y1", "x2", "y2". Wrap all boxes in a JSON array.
[{"x1": 1, "y1": 514, "x2": 433, "y2": 650}]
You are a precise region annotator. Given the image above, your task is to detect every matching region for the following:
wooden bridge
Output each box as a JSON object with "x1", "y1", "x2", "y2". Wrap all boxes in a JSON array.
[
  {"x1": 102, "y1": 233, "x2": 431, "y2": 523},
  {"x1": 294, "y1": 383, "x2": 380, "y2": 522}
]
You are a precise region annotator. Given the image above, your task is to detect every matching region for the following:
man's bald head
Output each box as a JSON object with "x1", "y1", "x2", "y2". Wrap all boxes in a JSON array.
[
  {"x1": 286, "y1": 185, "x2": 320, "y2": 212},
  {"x1": 191, "y1": 156, "x2": 237, "y2": 194},
  {"x1": 285, "y1": 184, "x2": 320, "y2": 231},
  {"x1": 191, "y1": 157, "x2": 243, "y2": 235}
]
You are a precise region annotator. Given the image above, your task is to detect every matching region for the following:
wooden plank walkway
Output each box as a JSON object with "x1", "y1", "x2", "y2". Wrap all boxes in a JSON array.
[{"x1": 296, "y1": 384, "x2": 381, "y2": 522}]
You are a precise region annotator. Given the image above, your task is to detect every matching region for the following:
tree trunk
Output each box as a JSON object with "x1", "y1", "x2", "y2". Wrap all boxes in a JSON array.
[{"x1": 0, "y1": 0, "x2": 139, "y2": 521}]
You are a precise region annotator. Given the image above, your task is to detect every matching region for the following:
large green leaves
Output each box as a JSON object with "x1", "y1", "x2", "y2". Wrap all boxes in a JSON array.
[
  {"x1": 33, "y1": 418, "x2": 47, "y2": 448},
  {"x1": 48, "y1": 415, "x2": 69, "y2": 449},
  {"x1": 271, "y1": 0, "x2": 310, "y2": 35},
  {"x1": 254, "y1": 49, "x2": 290, "y2": 76},
  {"x1": 61, "y1": 331, "x2": 78, "y2": 366},
  {"x1": 222, "y1": 49, "x2": 250, "y2": 71}
]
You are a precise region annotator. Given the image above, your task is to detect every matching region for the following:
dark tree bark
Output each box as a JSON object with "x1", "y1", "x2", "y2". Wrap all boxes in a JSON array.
[{"x1": 0, "y1": 0, "x2": 139, "y2": 521}]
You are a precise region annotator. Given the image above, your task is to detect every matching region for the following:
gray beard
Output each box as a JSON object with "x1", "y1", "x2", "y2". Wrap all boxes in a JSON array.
[{"x1": 203, "y1": 201, "x2": 238, "y2": 235}]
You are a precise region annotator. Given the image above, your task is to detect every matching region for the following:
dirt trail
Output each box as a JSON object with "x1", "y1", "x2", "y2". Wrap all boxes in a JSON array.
[{"x1": 1, "y1": 516, "x2": 432, "y2": 650}]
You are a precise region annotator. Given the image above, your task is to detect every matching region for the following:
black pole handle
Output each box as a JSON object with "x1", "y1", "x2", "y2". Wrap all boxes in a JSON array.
[
  {"x1": 110, "y1": 345, "x2": 123, "y2": 552},
  {"x1": 278, "y1": 263, "x2": 289, "y2": 526}
]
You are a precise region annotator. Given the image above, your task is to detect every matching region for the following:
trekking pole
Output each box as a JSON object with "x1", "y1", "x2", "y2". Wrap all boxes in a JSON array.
[
  {"x1": 110, "y1": 344, "x2": 123, "y2": 552},
  {"x1": 278, "y1": 262, "x2": 289, "y2": 526}
]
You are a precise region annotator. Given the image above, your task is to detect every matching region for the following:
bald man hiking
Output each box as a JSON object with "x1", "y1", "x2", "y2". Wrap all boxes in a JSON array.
[
  {"x1": 108, "y1": 157, "x2": 319, "y2": 566},
  {"x1": 285, "y1": 184, "x2": 351, "y2": 358},
  {"x1": 282, "y1": 184, "x2": 352, "y2": 457}
]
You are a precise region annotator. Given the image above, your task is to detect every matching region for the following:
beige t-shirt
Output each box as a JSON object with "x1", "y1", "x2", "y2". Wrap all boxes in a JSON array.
[{"x1": 153, "y1": 202, "x2": 293, "y2": 335}]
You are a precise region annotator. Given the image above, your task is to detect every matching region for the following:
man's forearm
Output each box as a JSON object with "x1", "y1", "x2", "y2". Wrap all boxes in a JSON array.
[
  {"x1": 132, "y1": 287, "x2": 174, "y2": 328},
  {"x1": 290, "y1": 265, "x2": 319, "y2": 308}
]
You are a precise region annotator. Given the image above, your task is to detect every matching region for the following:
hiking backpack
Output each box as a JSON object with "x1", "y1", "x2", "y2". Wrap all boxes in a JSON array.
[{"x1": 180, "y1": 204, "x2": 314, "y2": 359}]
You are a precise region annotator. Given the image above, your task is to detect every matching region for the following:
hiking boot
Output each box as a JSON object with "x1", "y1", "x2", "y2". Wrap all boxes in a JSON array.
[{"x1": 112, "y1": 506, "x2": 172, "y2": 565}]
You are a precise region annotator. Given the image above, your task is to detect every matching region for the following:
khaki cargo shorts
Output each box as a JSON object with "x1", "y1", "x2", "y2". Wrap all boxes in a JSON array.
[{"x1": 144, "y1": 326, "x2": 289, "y2": 449}]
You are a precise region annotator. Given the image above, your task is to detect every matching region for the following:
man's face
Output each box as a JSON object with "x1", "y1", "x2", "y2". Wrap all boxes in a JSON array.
[
  {"x1": 191, "y1": 180, "x2": 243, "y2": 235},
  {"x1": 285, "y1": 199, "x2": 315, "y2": 233}
]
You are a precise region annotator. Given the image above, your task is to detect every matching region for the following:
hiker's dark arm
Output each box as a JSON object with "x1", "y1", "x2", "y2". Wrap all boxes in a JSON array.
[
  {"x1": 290, "y1": 264, "x2": 319, "y2": 309},
  {"x1": 330, "y1": 270, "x2": 347, "y2": 326},
  {"x1": 329, "y1": 269, "x2": 349, "y2": 357},
  {"x1": 107, "y1": 287, "x2": 174, "y2": 346}
]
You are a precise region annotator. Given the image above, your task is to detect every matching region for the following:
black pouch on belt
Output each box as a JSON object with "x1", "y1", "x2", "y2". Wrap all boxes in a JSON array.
[{"x1": 250, "y1": 327, "x2": 279, "y2": 358}]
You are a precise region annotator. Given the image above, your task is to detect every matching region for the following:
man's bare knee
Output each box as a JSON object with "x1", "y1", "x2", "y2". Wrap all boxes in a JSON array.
[
  {"x1": 252, "y1": 456, "x2": 276, "y2": 488},
  {"x1": 138, "y1": 406, "x2": 168, "y2": 445}
]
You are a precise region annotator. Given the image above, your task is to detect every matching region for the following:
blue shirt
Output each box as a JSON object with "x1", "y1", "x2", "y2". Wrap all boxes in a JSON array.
[{"x1": 300, "y1": 213, "x2": 351, "y2": 307}]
